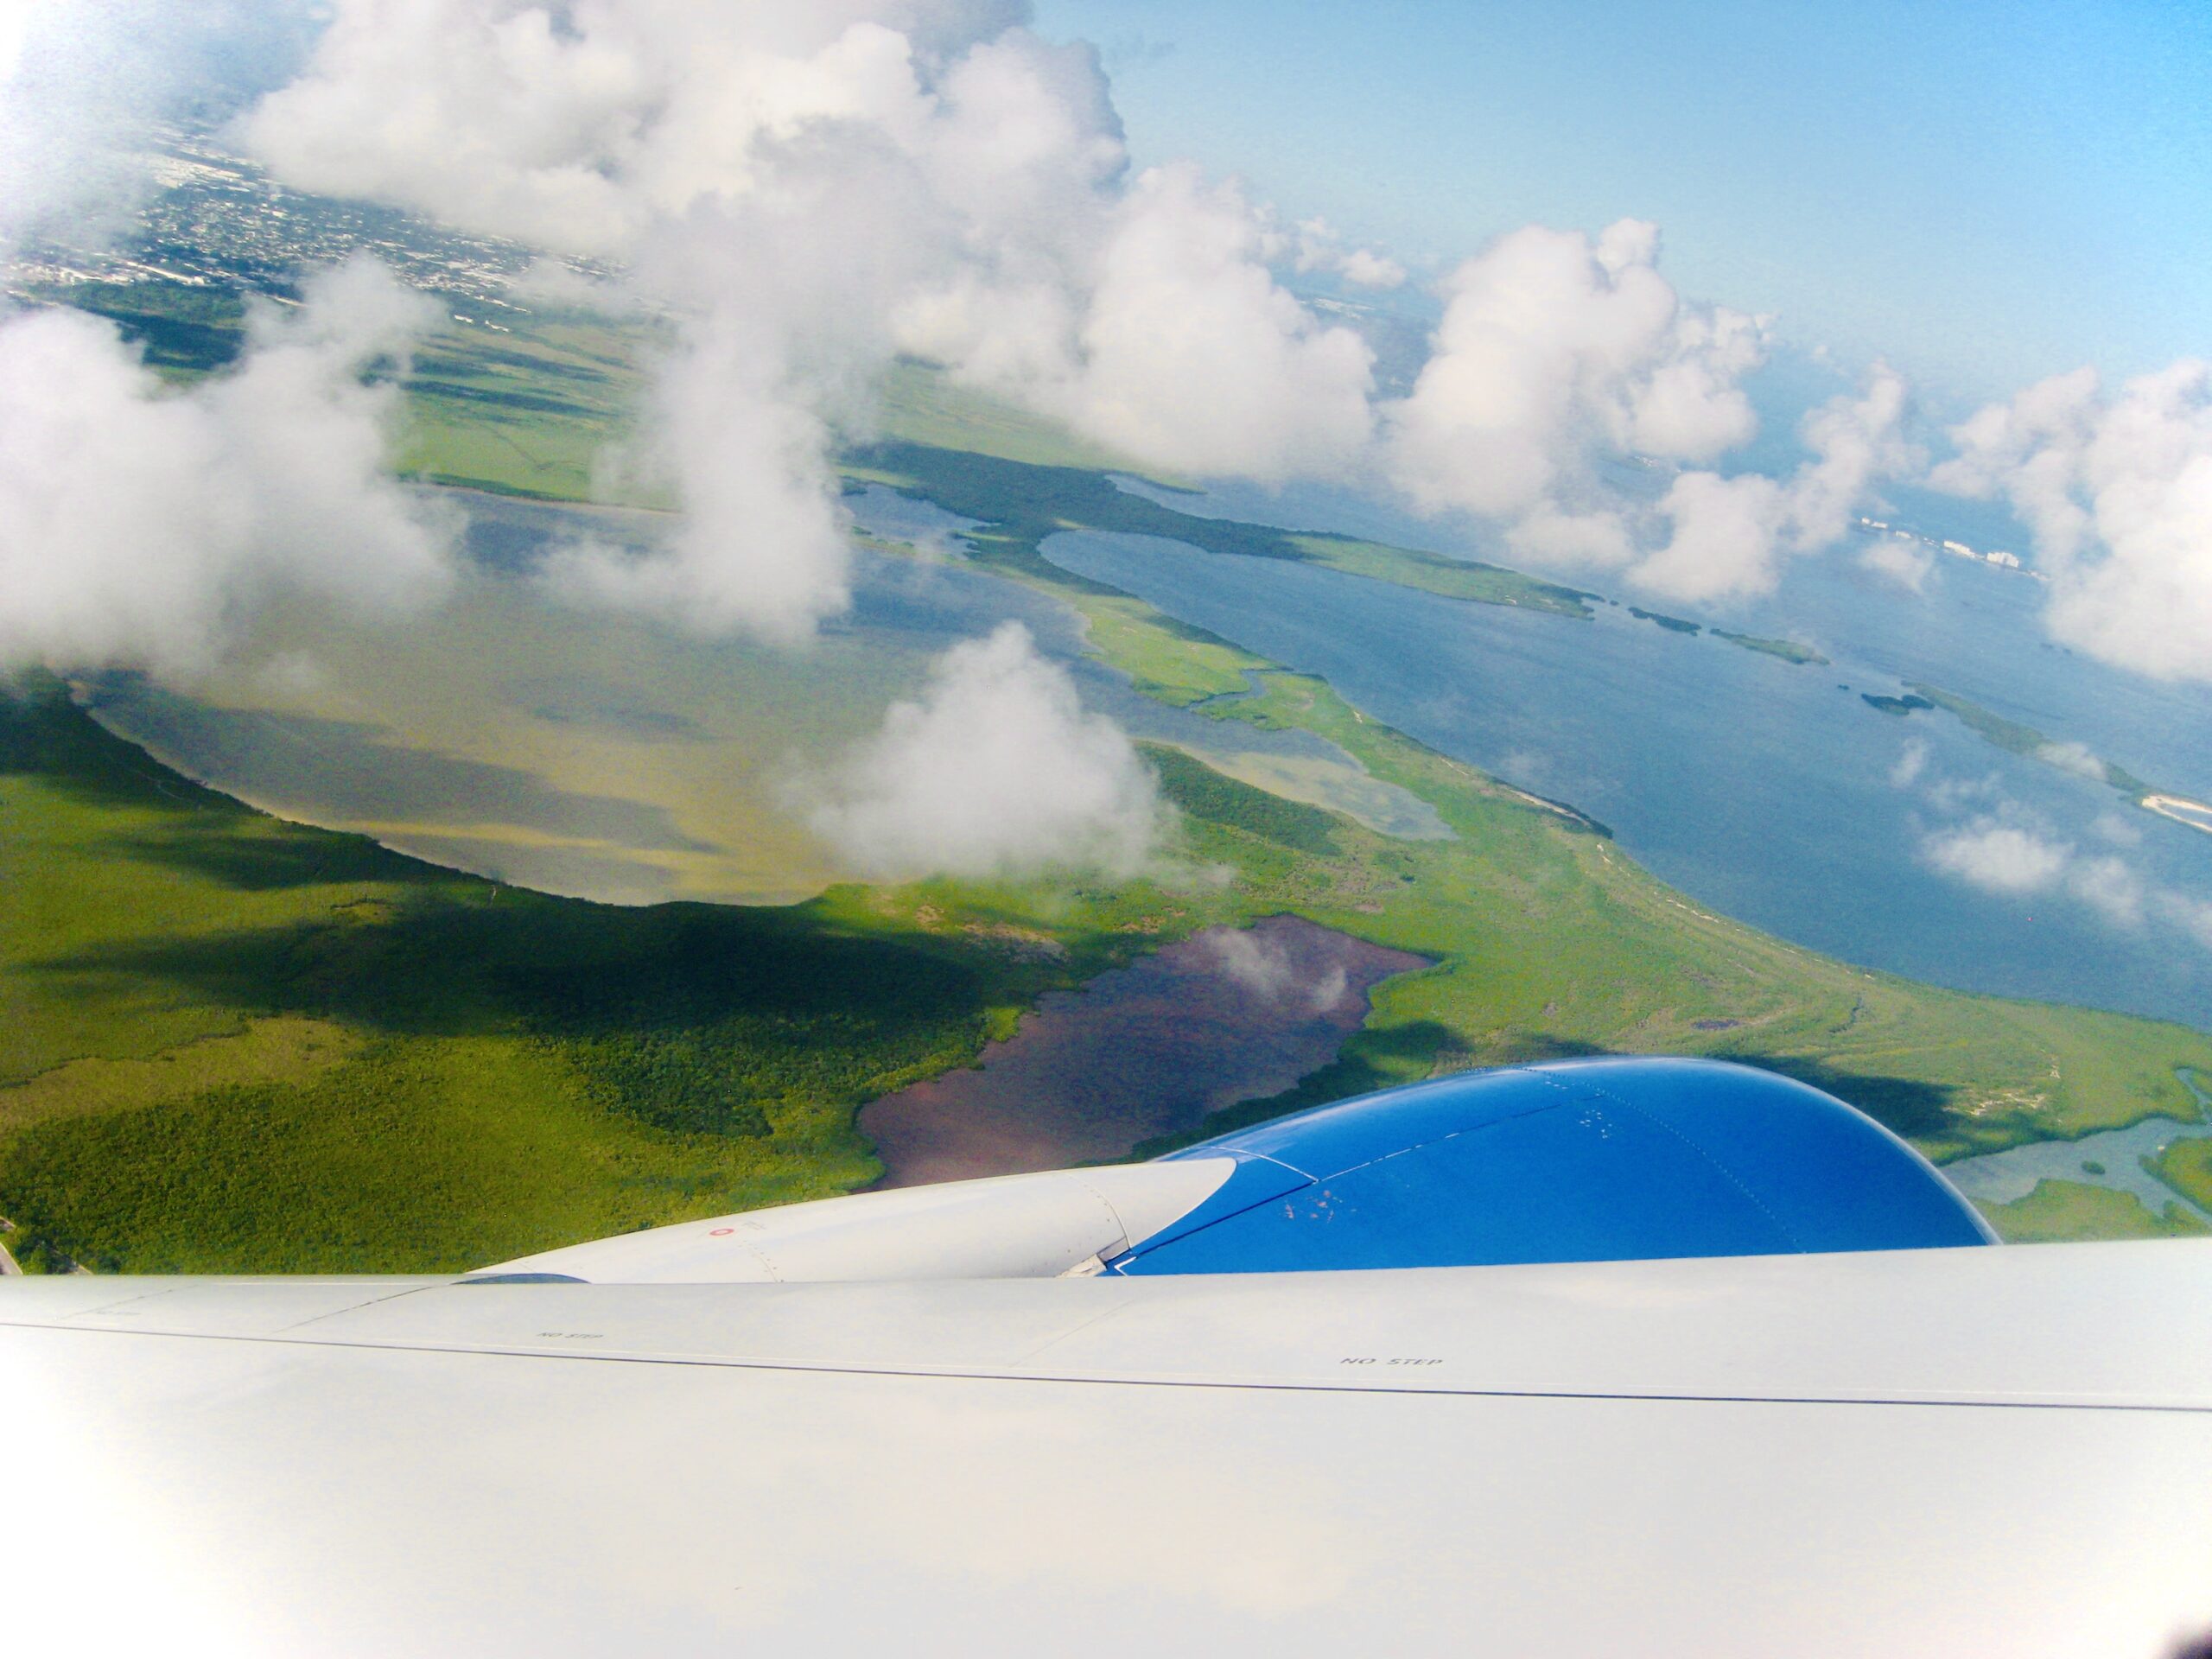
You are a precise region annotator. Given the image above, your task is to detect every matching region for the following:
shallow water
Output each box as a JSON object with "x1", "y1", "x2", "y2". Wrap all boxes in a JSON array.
[
  {"x1": 1942, "y1": 1069, "x2": 2212, "y2": 1225},
  {"x1": 1039, "y1": 524, "x2": 2212, "y2": 1029},
  {"x1": 83, "y1": 492, "x2": 1447, "y2": 904},
  {"x1": 860, "y1": 915, "x2": 1430, "y2": 1186}
]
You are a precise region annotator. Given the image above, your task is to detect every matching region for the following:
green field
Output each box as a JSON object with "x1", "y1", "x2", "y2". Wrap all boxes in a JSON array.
[
  {"x1": 10, "y1": 283, "x2": 2212, "y2": 1266},
  {"x1": 1972, "y1": 1179, "x2": 2209, "y2": 1242},
  {"x1": 2153, "y1": 1137, "x2": 2212, "y2": 1214},
  {"x1": 32, "y1": 278, "x2": 671, "y2": 506},
  {"x1": 0, "y1": 671, "x2": 1317, "y2": 1270}
]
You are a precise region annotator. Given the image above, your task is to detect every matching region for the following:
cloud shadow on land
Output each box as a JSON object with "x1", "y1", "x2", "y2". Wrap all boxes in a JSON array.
[
  {"x1": 1123, "y1": 1030, "x2": 1963, "y2": 1160},
  {"x1": 2, "y1": 669, "x2": 249, "y2": 814},
  {"x1": 37, "y1": 892, "x2": 1014, "y2": 1146},
  {"x1": 116, "y1": 821, "x2": 429, "y2": 893},
  {"x1": 77, "y1": 672, "x2": 719, "y2": 864}
]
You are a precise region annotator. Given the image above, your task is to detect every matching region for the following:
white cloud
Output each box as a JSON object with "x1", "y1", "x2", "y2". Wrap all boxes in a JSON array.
[
  {"x1": 1921, "y1": 821, "x2": 2069, "y2": 893},
  {"x1": 1859, "y1": 534, "x2": 1933, "y2": 592},
  {"x1": 245, "y1": 2, "x2": 1376, "y2": 636},
  {"x1": 1206, "y1": 927, "x2": 1297, "y2": 1000},
  {"x1": 2170, "y1": 895, "x2": 2212, "y2": 951},
  {"x1": 1902, "y1": 765, "x2": 2202, "y2": 943},
  {"x1": 0, "y1": 257, "x2": 456, "y2": 681},
  {"x1": 1890, "y1": 738, "x2": 1931, "y2": 789},
  {"x1": 1381, "y1": 223, "x2": 1914, "y2": 604},
  {"x1": 2090, "y1": 810, "x2": 2144, "y2": 847},
  {"x1": 798, "y1": 621, "x2": 1170, "y2": 880},
  {"x1": 1021, "y1": 164, "x2": 1376, "y2": 481},
  {"x1": 2067, "y1": 855, "x2": 2145, "y2": 929},
  {"x1": 2033, "y1": 740, "x2": 2107, "y2": 781},
  {"x1": 1339, "y1": 247, "x2": 1407, "y2": 291},
  {"x1": 1290, "y1": 217, "x2": 1405, "y2": 289},
  {"x1": 1635, "y1": 470, "x2": 1787, "y2": 603},
  {"x1": 1385, "y1": 219, "x2": 1764, "y2": 526},
  {"x1": 541, "y1": 317, "x2": 852, "y2": 644},
  {"x1": 1931, "y1": 359, "x2": 2212, "y2": 682},
  {"x1": 1203, "y1": 927, "x2": 1351, "y2": 1013},
  {"x1": 1637, "y1": 364, "x2": 1918, "y2": 604}
]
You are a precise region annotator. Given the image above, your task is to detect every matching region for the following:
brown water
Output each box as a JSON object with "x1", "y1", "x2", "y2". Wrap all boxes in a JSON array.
[{"x1": 861, "y1": 915, "x2": 1430, "y2": 1186}]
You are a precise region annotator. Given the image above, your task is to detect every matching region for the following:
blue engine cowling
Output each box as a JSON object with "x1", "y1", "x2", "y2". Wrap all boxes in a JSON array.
[{"x1": 1108, "y1": 1057, "x2": 1995, "y2": 1275}]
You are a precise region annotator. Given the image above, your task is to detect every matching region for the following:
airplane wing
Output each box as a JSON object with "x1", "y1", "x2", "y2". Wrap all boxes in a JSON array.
[{"x1": 5, "y1": 1058, "x2": 2208, "y2": 1657}]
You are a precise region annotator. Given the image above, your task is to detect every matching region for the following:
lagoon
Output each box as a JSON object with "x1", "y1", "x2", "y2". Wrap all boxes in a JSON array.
[
  {"x1": 860, "y1": 916, "x2": 1430, "y2": 1185},
  {"x1": 1039, "y1": 522, "x2": 2212, "y2": 1030}
]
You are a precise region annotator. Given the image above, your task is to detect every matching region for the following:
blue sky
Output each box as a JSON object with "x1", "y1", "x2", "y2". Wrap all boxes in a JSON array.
[{"x1": 1033, "y1": 0, "x2": 2209, "y2": 409}]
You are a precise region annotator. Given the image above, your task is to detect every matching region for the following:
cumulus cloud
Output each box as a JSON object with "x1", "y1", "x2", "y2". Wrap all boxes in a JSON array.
[
  {"x1": 797, "y1": 622, "x2": 1170, "y2": 880},
  {"x1": 1931, "y1": 359, "x2": 2212, "y2": 682},
  {"x1": 1859, "y1": 534, "x2": 1933, "y2": 592},
  {"x1": 1020, "y1": 165, "x2": 1375, "y2": 480},
  {"x1": 1377, "y1": 221, "x2": 1913, "y2": 603},
  {"x1": 1899, "y1": 755, "x2": 2212, "y2": 949},
  {"x1": 239, "y1": 6, "x2": 1948, "y2": 633},
  {"x1": 0, "y1": 257, "x2": 456, "y2": 680},
  {"x1": 2171, "y1": 897, "x2": 2212, "y2": 951},
  {"x1": 2090, "y1": 810, "x2": 2144, "y2": 847},
  {"x1": 1922, "y1": 821, "x2": 2070, "y2": 894},
  {"x1": 1386, "y1": 219, "x2": 1764, "y2": 531},
  {"x1": 542, "y1": 316, "x2": 852, "y2": 643},
  {"x1": 1638, "y1": 364, "x2": 1918, "y2": 603},
  {"x1": 1291, "y1": 217, "x2": 1406, "y2": 290},
  {"x1": 242, "y1": 1, "x2": 1380, "y2": 633},
  {"x1": 1918, "y1": 810, "x2": 2211, "y2": 945}
]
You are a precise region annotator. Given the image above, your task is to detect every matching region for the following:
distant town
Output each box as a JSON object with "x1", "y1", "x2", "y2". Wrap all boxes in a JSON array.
[
  {"x1": 3, "y1": 120, "x2": 613, "y2": 321},
  {"x1": 1857, "y1": 516, "x2": 2043, "y2": 580}
]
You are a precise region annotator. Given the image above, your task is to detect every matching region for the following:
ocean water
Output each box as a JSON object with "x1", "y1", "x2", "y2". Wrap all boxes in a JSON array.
[{"x1": 1037, "y1": 520, "x2": 2212, "y2": 1031}]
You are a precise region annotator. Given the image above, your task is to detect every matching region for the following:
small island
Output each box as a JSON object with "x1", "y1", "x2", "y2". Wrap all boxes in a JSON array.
[
  {"x1": 1862, "y1": 692, "x2": 1936, "y2": 716},
  {"x1": 1714, "y1": 630, "x2": 1828, "y2": 666},
  {"x1": 1628, "y1": 605, "x2": 1701, "y2": 635}
]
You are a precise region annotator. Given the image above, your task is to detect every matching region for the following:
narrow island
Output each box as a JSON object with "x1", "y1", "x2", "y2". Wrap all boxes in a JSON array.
[{"x1": 1714, "y1": 630, "x2": 1828, "y2": 666}]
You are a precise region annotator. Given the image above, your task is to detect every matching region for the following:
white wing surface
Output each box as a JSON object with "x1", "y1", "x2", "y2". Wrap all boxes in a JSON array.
[{"x1": 5, "y1": 1238, "x2": 2209, "y2": 1657}]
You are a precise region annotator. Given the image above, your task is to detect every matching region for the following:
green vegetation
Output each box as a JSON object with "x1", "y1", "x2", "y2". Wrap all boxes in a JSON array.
[
  {"x1": 874, "y1": 359, "x2": 1164, "y2": 474},
  {"x1": 19, "y1": 283, "x2": 2212, "y2": 1255},
  {"x1": 393, "y1": 311, "x2": 670, "y2": 505},
  {"x1": 35, "y1": 279, "x2": 666, "y2": 505},
  {"x1": 0, "y1": 673, "x2": 1250, "y2": 1270},
  {"x1": 29, "y1": 281, "x2": 249, "y2": 378},
  {"x1": 1907, "y1": 682, "x2": 2154, "y2": 801},
  {"x1": 1974, "y1": 1178, "x2": 2209, "y2": 1243},
  {"x1": 1282, "y1": 535, "x2": 1593, "y2": 620},
  {"x1": 1862, "y1": 692, "x2": 1936, "y2": 716},
  {"x1": 1140, "y1": 743, "x2": 1343, "y2": 858},
  {"x1": 1714, "y1": 630, "x2": 1828, "y2": 666},
  {"x1": 1628, "y1": 606, "x2": 1700, "y2": 635},
  {"x1": 2152, "y1": 1137, "x2": 2212, "y2": 1216}
]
